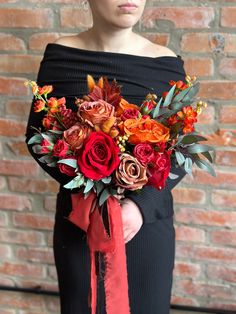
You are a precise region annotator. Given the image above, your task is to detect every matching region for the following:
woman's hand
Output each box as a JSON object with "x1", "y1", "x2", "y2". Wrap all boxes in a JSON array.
[{"x1": 120, "y1": 198, "x2": 143, "y2": 244}]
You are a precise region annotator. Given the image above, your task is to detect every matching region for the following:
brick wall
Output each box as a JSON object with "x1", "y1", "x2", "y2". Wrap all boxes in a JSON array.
[{"x1": 0, "y1": 0, "x2": 235, "y2": 312}]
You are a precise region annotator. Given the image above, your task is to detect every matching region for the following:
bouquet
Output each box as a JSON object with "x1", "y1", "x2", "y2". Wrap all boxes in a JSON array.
[{"x1": 26, "y1": 75, "x2": 215, "y2": 314}]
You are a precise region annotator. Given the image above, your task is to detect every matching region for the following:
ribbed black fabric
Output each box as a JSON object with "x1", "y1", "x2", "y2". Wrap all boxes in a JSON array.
[{"x1": 25, "y1": 43, "x2": 187, "y2": 314}]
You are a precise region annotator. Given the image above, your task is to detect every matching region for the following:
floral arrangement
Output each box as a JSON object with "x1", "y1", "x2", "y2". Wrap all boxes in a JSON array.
[{"x1": 26, "y1": 75, "x2": 215, "y2": 314}]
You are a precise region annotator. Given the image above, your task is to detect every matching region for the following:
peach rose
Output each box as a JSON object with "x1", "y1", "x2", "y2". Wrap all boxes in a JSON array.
[
  {"x1": 115, "y1": 153, "x2": 148, "y2": 191},
  {"x1": 78, "y1": 100, "x2": 115, "y2": 127},
  {"x1": 63, "y1": 123, "x2": 92, "y2": 151},
  {"x1": 123, "y1": 117, "x2": 170, "y2": 144}
]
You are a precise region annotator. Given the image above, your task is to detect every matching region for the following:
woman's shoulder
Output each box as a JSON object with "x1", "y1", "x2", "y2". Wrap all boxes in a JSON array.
[{"x1": 52, "y1": 34, "x2": 178, "y2": 59}]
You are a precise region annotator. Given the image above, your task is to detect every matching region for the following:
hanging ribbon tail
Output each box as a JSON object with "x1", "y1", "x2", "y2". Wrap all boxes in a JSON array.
[{"x1": 68, "y1": 192, "x2": 130, "y2": 314}]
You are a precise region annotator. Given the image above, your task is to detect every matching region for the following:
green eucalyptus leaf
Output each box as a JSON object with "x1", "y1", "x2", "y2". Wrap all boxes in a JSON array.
[
  {"x1": 175, "y1": 151, "x2": 186, "y2": 166},
  {"x1": 181, "y1": 134, "x2": 208, "y2": 145},
  {"x1": 187, "y1": 144, "x2": 214, "y2": 154},
  {"x1": 163, "y1": 84, "x2": 176, "y2": 107},
  {"x1": 201, "y1": 151, "x2": 213, "y2": 163},
  {"x1": 41, "y1": 133, "x2": 53, "y2": 142},
  {"x1": 57, "y1": 158, "x2": 77, "y2": 168},
  {"x1": 168, "y1": 172, "x2": 179, "y2": 180},
  {"x1": 172, "y1": 86, "x2": 192, "y2": 103},
  {"x1": 101, "y1": 176, "x2": 112, "y2": 184},
  {"x1": 95, "y1": 181, "x2": 105, "y2": 196},
  {"x1": 152, "y1": 97, "x2": 163, "y2": 118},
  {"x1": 84, "y1": 179, "x2": 94, "y2": 194},
  {"x1": 63, "y1": 174, "x2": 85, "y2": 189},
  {"x1": 48, "y1": 130, "x2": 64, "y2": 135},
  {"x1": 194, "y1": 158, "x2": 216, "y2": 177},
  {"x1": 47, "y1": 161, "x2": 57, "y2": 167},
  {"x1": 27, "y1": 134, "x2": 43, "y2": 145},
  {"x1": 99, "y1": 188, "x2": 111, "y2": 206},
  {"x1": 184, "y1": 157, "x2": 193, "y2": 175}
]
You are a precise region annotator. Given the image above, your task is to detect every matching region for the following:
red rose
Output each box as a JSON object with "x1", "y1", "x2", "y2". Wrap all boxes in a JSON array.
[
  {"x1": 121, "y1": 109, "x2": 139, "y2": 121},
  {"x1": 34, "y1": 100, "x2": 45, "y2": 113},
  {"x1": 133, "y1": 143, "x2": 155, "y2": 165},
  {"x1": 77, "y1": 131, "x2": 120, "y2": 180},
  {"x1": 148, "y1": 150, "x2": 171, "y2": 190},
  {"x1": 58, "y1": 157, "x2": 77, "y2": 177},
  {"x1": 41, "y1": 139, "x2": 53, "y2": 154},
  {"x1": 52, "y1": 139, "x2": 69, "y2": 158}
]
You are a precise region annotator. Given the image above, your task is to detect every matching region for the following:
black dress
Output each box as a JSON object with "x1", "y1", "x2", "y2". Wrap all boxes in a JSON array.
[{"x1": 25, "y1": 43, "x2": 187, "y2": 314}]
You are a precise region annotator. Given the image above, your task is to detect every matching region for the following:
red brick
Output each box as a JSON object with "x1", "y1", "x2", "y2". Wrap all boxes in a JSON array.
[
  {"x1": 171, "y1": 295, "x2": 198, "y2": 306},
  {"x1": 0, "y1": 8, "x2": 53, "y2": 28},
  {"x1": 0, "y1": 194, "x2": 31, "y2": 211},
  {"x1": 172, "y1": 188, "x2": 206, "y2": 204},
  {"x1": 0, "y1": 33, "x2": 25, "y2": 51},
  {"x1": 8, "y1": 177, "x2": 59, "y2": 194},
  {"x1": 183, "y1": 58, "x2": 214, "y2": 77},
  {"x1": 220, "y1": 105, "x2": 236, "y2": 124},
  {"x1": 6, "y1": 99, "x2": 31, "y2": 116},
  {"x1": 0, "y1": 262, "x2": 46, "y2": 278},
  {"x1": 60, "y1": 7, "x2": 92, "y2": 28},
  {"x1": 199, "y1": 81, "x2": 236, "y2": 100},
  {"x1": 219, "y1": 58, "x2": 236, "y2": 77},
  {"x1": 215, "y1": 150, "x2": 236, "y2": 166},
  {"x1": 0, "y1": 77, "x2": 28, "y2": 95},
  {"x1": 181, "y1": 33, "x2": 236, "y2": 53},
  {"x1": 176, "y1": 279, "x2": 235, "y2": 300},
  {"x1": 183, "y1": 169, "x2": 236, "y2": 188},
  {"x1": 210, "y1": 230, "x2": 236, "y2": 247},
  {"x1": 0, "y1": 291, "x2": 44, "y2": 309},
  {"x1": 0, "y1": 54, "x2": 41, "y2": 74},
  {"x1": 175, "y1": 225, "x2": 206, "y2": 243},
  {"x1": 29, "y1": 32, "x2": 62, "y2": 51},
  {"x1": 13, "y1": 213, "x2": 54, "y2": 230},
  {"x1": 16, "y1": 247, "x2": 54, "y2": 264},
  {"x1": 221, "y1": 7, "x2": 236, "y2": 27},
  {"x1": 141, "y1": 7, "x2": 215, "y2": 29},
  {"x1": 212, "y1": 189, "x2": 236, "y2": 208},
  {"x1": 0, "y1": 177, "x2": 6, "y2": 190},
  {"x1": 175, "y1": 207, "x2": 236, "y2": 227},
  {"x1": 208, "y1": 300, "x2": 236, "y2": 311},
  {"x1": 7, "y1": 141, "x2": 31, "y2": 157},
  {"x1": 206, "y1": 129, "x2": 236, "y2": 147},
  {"x1": 44, "y1": 196, "x2": 57, "y2": 211},
  {"x1": 174, "y1": 261, "x2": 201, "y2": 278},
  {"x1": 176, "y1": 244, "x2": 236, "y2": 264},
  {"x1": 0, "y1": 228, "x2": 45, "y2": 246},
  {"x1": 0, "y1": 119, "x2": 26, "y2": 137},
  {"x1": 0, "y1": 160, "x2": 38, "y2": 176}
]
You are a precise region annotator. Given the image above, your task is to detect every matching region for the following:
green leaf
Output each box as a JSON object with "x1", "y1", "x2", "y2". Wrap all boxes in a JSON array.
[
  {"x1": 99, "y1": 188, "x2": 110, "y2": 206},
  {"x1": 175, "y1": 151, "x2": 186, "y2": 166},
  {"x1": 101, "y1": 176, "x2": 112, "y2": 184},
  {"x1": 63, "y1": 174, "x2": 85, "y2": 190},
  {"x1": 184, "y1": 157, "x2": 193, "y2": 175},
  {"x1": 41, "y1": 133, "x2": 52, "y2": 142},
  {"x1": 95, "y1": 181, "x2": 104, "y2": 195},
  {"x1": 201, "y1": 151, "x2": 213, "y2": 163},
  {"x1": 152, "y1": 97, "x2": 163, "y2": 118},
  {"x1": 57, "y1": 159, "x2": 77, "y2": 168},
  {"x1": 188, "y1": 144, "x2": 214, "y2": 154},
  {"x1": 194, "y1": 158, "x2": 216, "y2": 177},
  {"x1": 27, "y1": 134, "x2": 43, "y2": 145},
  {"x1": 48, "y1": 130, "x2": 63, "y2": 135},
  {"x1": 83, "y1": 179, "x2": 94, "y2": 194},
  {"x1": 181, "y1": 134, "x2": 208, "y2": 145},
  {"x1": 32, "y1": 144, "x2": 43, "y2": 154},
  {"x1": 168, "y1": 172, "x2": 179, "y2": 180},
  {"x1": 172, "y1": 86, "x2": 192, "y2": 103},
  {"x1": 163, "y1": 84, "x2": 176, "y2": 107}
]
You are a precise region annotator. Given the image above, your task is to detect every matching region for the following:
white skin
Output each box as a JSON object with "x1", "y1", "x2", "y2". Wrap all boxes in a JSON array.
[{"x1": 55, "y1": 0, "x2": 177, "y2": 243}]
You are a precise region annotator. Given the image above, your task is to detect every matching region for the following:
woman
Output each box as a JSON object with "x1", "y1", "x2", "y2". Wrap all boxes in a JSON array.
[{"x1": 25, "y1": 0, "x2": 187, "y2": 313}]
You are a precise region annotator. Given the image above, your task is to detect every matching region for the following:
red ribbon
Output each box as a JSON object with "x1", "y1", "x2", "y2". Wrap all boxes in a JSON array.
[{"x1": 68, "y1": 191, "x2": 130, "y2": 314}]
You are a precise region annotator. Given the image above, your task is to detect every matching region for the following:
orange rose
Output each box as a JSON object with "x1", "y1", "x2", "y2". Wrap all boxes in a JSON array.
[
  {"x1": 123, "y1": 117, "x2": 170, "y2": 144},
  {"x1": 116, "y1": 98, "x2": 140, "y2": 116},
  {"x1": 38, "y1": 85, "x2": 53, "y2": 95}
]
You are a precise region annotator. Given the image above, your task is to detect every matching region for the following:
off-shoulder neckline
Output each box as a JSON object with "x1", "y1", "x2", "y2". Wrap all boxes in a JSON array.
[{"x1": 47, "y1": 43, "x2": 183, "y2": 63}]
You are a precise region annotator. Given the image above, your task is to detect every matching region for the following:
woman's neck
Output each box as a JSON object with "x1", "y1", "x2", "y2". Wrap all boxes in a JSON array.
[{"x1": 80, "y1": 26, "x2": 141, "y2": 54}]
